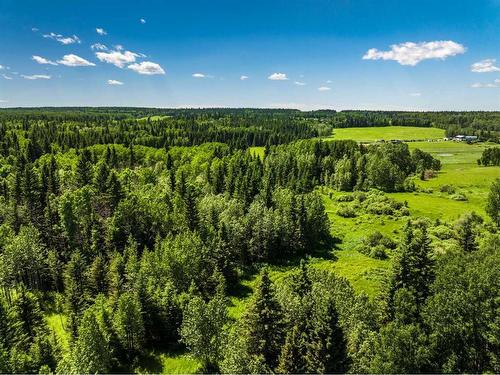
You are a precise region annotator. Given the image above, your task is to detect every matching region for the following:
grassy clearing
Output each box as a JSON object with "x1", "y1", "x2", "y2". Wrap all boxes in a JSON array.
[
  {"x1": 46, "y1": 313, "x2": 70, "y2": 352},
  {"x1": 249, "y1": 146, "x2": 265, "y2": 159},
  {"x1": 138, "y1": 115, "x2": 171, "y2": 121},
  {"x1": 137, "y1": 349, "x2": 201, "y2": 374},
  {"x1": 327, "y1": 126, "x2": 445, "y2": 142}
]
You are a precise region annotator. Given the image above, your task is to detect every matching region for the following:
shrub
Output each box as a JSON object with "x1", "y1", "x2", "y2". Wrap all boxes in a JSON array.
[
  {"x1": 439, "y1": 184, "x2": 456, "y2": 194},
  {"x1": 451, "y1": 193, "x2": 467, "y2": 201},
  {"x1": 357, "y1": 231, "x2": 396, "y2": 259},
  {"x1": 336, "y1": 194, "x2": 355, "y2": 202},
  {"x1": 336, "y1": 204, "x2": 357, "y2": 218}
]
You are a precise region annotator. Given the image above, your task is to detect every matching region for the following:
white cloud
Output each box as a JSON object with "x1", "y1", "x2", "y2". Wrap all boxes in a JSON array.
[
  {"x1": 91, "y1": 43, "x2": 108, "y2": 51},
  {"x1": 0, "y1": 65, "x2": 4, "y2": 70},
  {"x1": 326, "y1": 80, "x2": 332, "y2": 83},
  {"x1": 0, "y1": 100, "x2": 8, "y2": 103},
  {"x1": 192, "y1": 73, "x2": 207, "y2": 78},
  {"x1": 96, "y1": 50, "x2": 138, "y2": 68},
  {"x1": 240, "y1": 75, "x2": 249, "y2": 80},
  {"x1": 96, "y1": 28, "x2": 107, "y2": 36},
  {"x1": 32, "y1": 55, "x2": 58, "y2": 65},
  {"x1": 471, "y1": 82, "x2": 498, "y2": 88},
  {"x1": 2, "y1": 74, "x2": 13, "y2": 80},
  {"x1": 495, "y1": 79, "x2": 500, "y2": 84},
  {"x1": 140, "y1": 18, "x2": 146, "y2": 24},
  {"x1": 107, "y1": 79, "x2": 124, "y2": 85},
  {"x1": 318, "y1": 86, "x2": 331, "y2": 91},
  {"x1": 363, "y1": 40, "x2": 466, "y2": 66},
  {"x1": 57, "y1": 54, "x2": 96, "y2": 67},
  {"x1": 470, "y1": 59, "x2": 500, "y2": 73},
  {"x1": 127, "y1": 61, "x2": 165, "y2": 75},
  {"x1": 409, "y1": 92, "x2": 421, "y2": 97},
  {"x1": 31, "y1": 27, "x2": 39, "y2": 32},
  {"x1": 43, "y1": 32, "x2": 81, "y2": 45},
  {"x1": 21, "y1": 74, "x2": 51, "y2": 80},
  {"x1": 294, "y1": 81, "x2": 306, "y2": 86},
  {"x1": 114, "y1": 44, "x2": 124, "y2": 51},
  {"x1": 268, "y1": 72, "x2": 288, "y2": 80}
]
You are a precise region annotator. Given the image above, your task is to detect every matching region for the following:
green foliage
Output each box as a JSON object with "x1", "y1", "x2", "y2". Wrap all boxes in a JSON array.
[
  {"x1": 113, "y1": 292, "x2": 145, "y2": 354},
  {"x1": 486, "y1": 178, "x2": 500, "y2": 226},
  {"x1": 180, "y1": 289, "x2": 228, "y2": 371},
  {"x1": 0, "y1": 109, "x2": 498, "y2": 373}
]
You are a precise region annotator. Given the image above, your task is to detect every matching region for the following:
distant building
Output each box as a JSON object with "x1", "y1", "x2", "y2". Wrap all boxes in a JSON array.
[{"x1": 452, "y1": 135, "x2": 478, "y2": 142}]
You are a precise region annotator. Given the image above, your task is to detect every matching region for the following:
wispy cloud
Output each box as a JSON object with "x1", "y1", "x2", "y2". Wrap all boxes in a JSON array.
[
  {"x1": 31, "y1": 27, "x2": 39, "y2": 32},
  {"x1": 471, "y1": 59, "x2": 500, "y2": 73},
  {"x1": 409, "y1": 92, "x2": 421, "y2": 97},
  {"x1": 57, "y1": 54, "x2": 96, "y2": 67},
  {"x1": 107, "y1": 79, "x2": 124, "y2": 85},
  {"x1": 0, "y1": 100, "x2": 8, "y2": 103},
  {"x1": 43, "y1": 32, "x2": 81, "y2": 45},
  {"x1": 91, "y1": 43, "x2": 108, "y2": 51},
  {"x1": 318, "y1": 86, "x2": 331, "y2": 91},
  {"x1": 268, "y1": 72, "x2": 288, "y2": 80},
  {"x1": 128, "y1": 61, "x2": 165, "y2": 75},
  {"x1": 96, "y1": 50, "x2": 139, "y2": 68},
  {"x1": 2, "y1": 74, "x2": 13, "y2": 80},
  {"x1": 32, "y1": 55, "x2": 58, "y2": 65},
  {"x1": 471, "y1": 80, "x2": 499, "y2": 88},
  {"x1": 96, "y1": 28, "x2": 107, "y2": 36},
  {"x1": 192, "y1": 73, "x2": 207, "y2": 78},
  {"x1": 140, "y1": 18, "x2": 146, "y2": 24},
  {"x1": 0, "y1": 65, "x2": 4, "y2": 70},
  {"x1": 240, "y1": 75, "x2": 249, "y2": 80},
  {"x1": 294, "y1": 81, "x2": 306, "y2": 86},
  {"x1": 21, "y1": 74, "x2": 51, "y2": 80},
  {"x1": 363, "y1": 40, "x2": 466, "y2": 66}
]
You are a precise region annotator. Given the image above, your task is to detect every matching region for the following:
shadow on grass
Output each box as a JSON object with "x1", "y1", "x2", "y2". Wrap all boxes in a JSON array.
[
  {"x1": 227, "y1": 234, "x2": 342, "y2": 298},
  {"x1": 135, "y1": 342, "x2": 201, "y2": 374}
]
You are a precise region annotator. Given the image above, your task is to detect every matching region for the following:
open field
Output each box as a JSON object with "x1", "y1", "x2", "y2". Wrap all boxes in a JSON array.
[
  {"x1": 229, "y1": 128, "x2": 499, "y2": 316},
  {"x1": 327, "y1": 126, "x2": 445, "y2": 142}
]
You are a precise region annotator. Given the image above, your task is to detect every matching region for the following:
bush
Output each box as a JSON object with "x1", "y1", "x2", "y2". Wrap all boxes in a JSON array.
[
  {"x1": 403, "y1": 177, "x2": 416, "y2": 192},
  {"x1": 336, "y1": 204, "x2": 357, "y2": 218},
  {"x1": 439, "y1": 184, "x2": 456, "y2": 194},
  {"x1": 356, "y1": 231, "x2": 397, "y2": 259},
  {"x1": 451, "y1": 193, "x2": 467, "y2": 201},
  {"x1": 336, "y1": 194, "x2": 355, "y2": 202}
]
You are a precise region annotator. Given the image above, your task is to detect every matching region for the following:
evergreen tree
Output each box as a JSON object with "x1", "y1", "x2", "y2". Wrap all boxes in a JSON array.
[
  {"x1": 242, "y1": 270, "x2": 285, "y2": 370},
  {"x1": 76, "y1": 149, "x2": 93, "y2": 187}
]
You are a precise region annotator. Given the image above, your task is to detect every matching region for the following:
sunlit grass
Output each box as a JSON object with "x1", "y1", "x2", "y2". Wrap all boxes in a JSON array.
[{"x1": 327, "y1": 126, "x2": 445, "y2": 142}]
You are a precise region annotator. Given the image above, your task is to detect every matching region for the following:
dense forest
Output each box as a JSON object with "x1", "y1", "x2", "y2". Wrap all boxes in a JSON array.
[{"x1": 0, "y1": 108, "x2": 498, "y2": 373}]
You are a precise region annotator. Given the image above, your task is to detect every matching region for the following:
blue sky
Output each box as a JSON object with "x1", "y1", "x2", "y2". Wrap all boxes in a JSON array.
[{"x1": 0, "y1": 0, "x2": 499, "y2": 110}]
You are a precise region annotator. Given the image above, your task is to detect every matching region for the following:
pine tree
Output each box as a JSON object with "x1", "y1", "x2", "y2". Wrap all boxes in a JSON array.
[
  {"x1": 94, "y1": 161, "x2": 110, "y2": 193},
  {"x1": 389, "y1": 221, "x2": 434, "y2": 317},
  {"x1": 305, "y1": 301, "x2": 348, "y2": 373},
  {"x1": 106, "y1": 171, "x2": 123, "y2": 210},
  {"x1": 243, "y1": 270, "x2": 285, "y2": 369},
  {"x1": 277, "y1": 323, "x2": 308, "y2": 374},
  {"x1": 64, "y1": 252, "x2": 88, "y2": 337},
  {"x1": 76, "y1": 149, "x2": 93, "y2": 187}
]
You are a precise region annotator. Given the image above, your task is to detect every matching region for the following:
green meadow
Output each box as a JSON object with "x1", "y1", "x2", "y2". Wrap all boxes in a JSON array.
[
  {"x1": 327, "y1": 126, "x2": 445, "y2": 142},
  {"x1": 233, "y1": 128, "x2": 498, "y2": 317}
]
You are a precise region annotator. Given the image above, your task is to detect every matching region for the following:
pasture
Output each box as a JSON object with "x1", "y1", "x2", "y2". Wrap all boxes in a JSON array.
[{"x1": 328, "y1": 126, "x2": 445, "y2": 142}]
